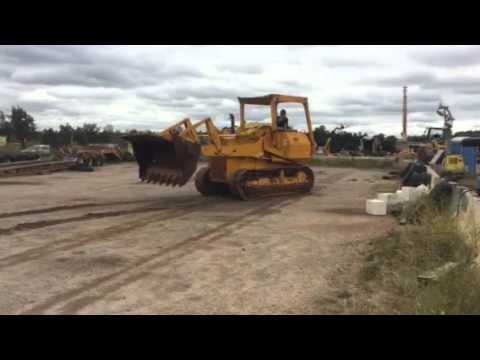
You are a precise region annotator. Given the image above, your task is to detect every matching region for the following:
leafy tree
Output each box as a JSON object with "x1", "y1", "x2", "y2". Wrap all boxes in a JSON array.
[
  {"x1": 104, "y1": 124, "x2": 114, "y2": 133},
  {"x1": 58, "y1": 124, "x2": 74, "y2": 146},
  {"x1": 41, "y1": 128, "x2": 58, "y2": 148},
  {"x1": 313, "y1": 125, "x2": 329, "y2": 147},
  {"x1": 83, "y1": 123, "x2": 100, "y2": 137},
  {"x1": 313, "y1": 125, "x2": 397, "y2": 154},
  {"x1": 73, "y1": 124, "x2": 96, "y2": 145},
  {"x1": 74, "y1": 127, "x2": 88, "y2": 146},
  {"x1": 383, "y1": 136, "x2": 398, "y2": 153},
  {"x1": 10, "y1": 106, "x2": 36, "y2": 148},
  {"x1": 0, "y1": 111, "x2": 13, "y2": 141}
]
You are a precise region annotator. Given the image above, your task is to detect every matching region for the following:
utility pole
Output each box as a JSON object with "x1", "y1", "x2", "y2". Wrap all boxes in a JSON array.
[{"x1": 402, "y1": 86, "x2": 408, "y2": 141}]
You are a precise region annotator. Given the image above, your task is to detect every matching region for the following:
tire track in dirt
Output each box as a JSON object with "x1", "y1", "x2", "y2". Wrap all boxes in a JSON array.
[
  {"x1": 0, "y1": 199, "x2": 217, "y2": 270},
  {"x1": 0, "y1": 198, "x2": 194, "y2": 220},
  {"x1": 0, "y1": 204, "x2": 183, "y2": 236},
  {"x1": 1, "y1": 172, "x2": 337, "y2": 266},
  {"x1": 315, "y1": 170, "x2": 351, "y2": 185},
  {"x1": 22, "y1": 196, "x2": 303, "y2": 315}
]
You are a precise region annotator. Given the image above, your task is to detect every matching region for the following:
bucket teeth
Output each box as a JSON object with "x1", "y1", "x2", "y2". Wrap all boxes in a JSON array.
[
  {"x1": 159, "y1": 173, "x2": 167, "y2": 185},
  {"x1": 144, "y1": 168, "x2": 180, "y2": 187},
  {"x1": 172, "y1": 175, "x2": 180, "y2": 187},
  {"x1": 142, "y1": 164, "x2": 194, "y2": 187},
  {"x1": 166, "y1": 174, "x2": 175, "y2": 186}
]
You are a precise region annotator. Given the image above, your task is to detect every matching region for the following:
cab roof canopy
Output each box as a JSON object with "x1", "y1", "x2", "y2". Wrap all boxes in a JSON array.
[{"x1": 238, "y1": 94, "x2": 308, "y2": 106}]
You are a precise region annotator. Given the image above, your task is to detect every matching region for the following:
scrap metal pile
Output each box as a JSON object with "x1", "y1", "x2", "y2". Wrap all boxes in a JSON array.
[
  {"x1": 0, "y1": 143, "x2": 132, "y2": 178},
  {"x1": 0, "y1": 159, "x2": 77, "y2": 178}
]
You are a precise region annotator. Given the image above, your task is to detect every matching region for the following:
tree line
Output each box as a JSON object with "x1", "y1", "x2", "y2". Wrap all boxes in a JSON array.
[
  {"x1": 0, "y1": 106, "x2": 133, "y2": 148},
  {"x1": 313, "y1": 125, "x2": 398, "y2": 154},
  {"x1": 40, "y1": 123, "x2": 125, "y2": 148},
  {"x1": 1, "y1": 106, "x2": 399, "y2": 152}
]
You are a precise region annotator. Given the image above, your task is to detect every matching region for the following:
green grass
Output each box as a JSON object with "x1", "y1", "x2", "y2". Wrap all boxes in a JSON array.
[
  {"x1": 358, "y1": 199, "x2": 480, "y2": 315},
  {"x1": 311, "y1": 156, "x2": 395, "y2": 169}
]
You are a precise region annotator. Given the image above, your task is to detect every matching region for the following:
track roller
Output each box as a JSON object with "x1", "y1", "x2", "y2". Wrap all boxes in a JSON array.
[{"x1": 230, "y1": 167, "x2": 314, "y2": 201}]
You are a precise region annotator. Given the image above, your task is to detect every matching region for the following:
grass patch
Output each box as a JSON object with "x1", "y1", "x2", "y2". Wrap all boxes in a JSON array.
[
  {"x1": 358, "y1": 199, "x2": 480, "y2": 314},
  {"x1": 312, "y1": 156, "x2": 395, "y2": 169}
]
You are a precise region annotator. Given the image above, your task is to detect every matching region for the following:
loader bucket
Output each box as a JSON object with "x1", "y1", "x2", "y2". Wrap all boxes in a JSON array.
[{"x1": 124, "y1": 134, "x2": 201, "y2": 187}]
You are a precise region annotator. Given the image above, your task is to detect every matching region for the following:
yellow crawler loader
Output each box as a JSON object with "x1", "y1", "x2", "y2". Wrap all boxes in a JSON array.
[{"x1": 125, "y1": 94, "x2": 317, "y2": 200}]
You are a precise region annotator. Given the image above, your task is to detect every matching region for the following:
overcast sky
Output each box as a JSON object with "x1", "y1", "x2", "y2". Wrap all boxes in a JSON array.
[{"x1": 1, "y1": 45, "x2": 479, "y2": 136}]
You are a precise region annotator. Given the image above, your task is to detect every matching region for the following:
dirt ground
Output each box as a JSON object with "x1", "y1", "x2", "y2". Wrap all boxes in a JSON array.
[{"x1": 0, "y1": 163, "x2": 396, "y2": 314}]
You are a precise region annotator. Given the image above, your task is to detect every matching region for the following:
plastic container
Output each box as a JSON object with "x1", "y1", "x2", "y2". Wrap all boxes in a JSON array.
[{"x1": 366, "y1": 199, "x2": 387, "y2": 216}]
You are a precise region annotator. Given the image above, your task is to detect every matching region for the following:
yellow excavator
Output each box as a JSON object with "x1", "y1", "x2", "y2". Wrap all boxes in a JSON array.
[{"x1": 125, "y1": 94, "x2": 317, "y2": 200}]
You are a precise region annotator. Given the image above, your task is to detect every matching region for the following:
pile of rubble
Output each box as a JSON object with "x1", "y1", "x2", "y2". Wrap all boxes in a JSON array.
[{"x1": 367, "y1": 166, "x2": 476, "y2": 227}]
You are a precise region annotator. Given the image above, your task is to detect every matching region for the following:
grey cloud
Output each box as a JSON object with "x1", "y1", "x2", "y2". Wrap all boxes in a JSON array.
[
  {"x1": 168, "y1": 85, "x2": 240, "y2": 101},
  {"x1": 4, "y1": 45, "x2": 203, "y2": 89},
  {"x1": 362, "y1": 70, "x2": 480, "y2": 96},
  {"x1": 216, "y1": 64, "x2": 264, "y2": 74},
  {"x1": 11, "y1": 66, "x2": 139, "y2": 87},
  {"x1": 316, "y1": 93, "x2": 438, "y2": 126},
  {"x1": 409, "y1": 117, "x2": 435, "y2": 124},
  {"x1": 422, "y1": 76, "x2": 480, "y2": 95},
  {"x1": 285, "y1": 45, "x2": 340, "y2": 50},
  {"x1": 323, "y1": 58, "x2": 380, "y2": 68},
  {"x1": 152, "y1": 99, "x2": 197, "y2": 110},
  {"x1": 373, "y1": 71, "x2": 437, "y2": 87},
  {"x1": 137, "y1": 85, "x2": 240, "y2": 108},
  {"x1": 11, "y1": 100, "x2": 63, "y2": 116},
  {"x1": 10, "y1": 63, "x2": 202, "y2": 89},
  {"x1": 4, "y1": 45, "x2": 480, "y2": 136},
  {"x1": 0, "y1": 45, "x2": 91, "y2": 66},
  {"x1": 412, "y1": 46, "x2": 480, "y2": 67},
  {"x1": 47, "y1": 87, "x2": 124, "y2": 100},
  {"x1": 333, "y1": 92, "x2": 439, "y2": 109},
  {"x1": 277, "y1": 79, "x2": 312, "y2": 91}
]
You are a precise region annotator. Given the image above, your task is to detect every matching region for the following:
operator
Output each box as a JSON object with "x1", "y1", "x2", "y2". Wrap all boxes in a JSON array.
[{"x1": 277, "y1": 109, "x2": 289, "y2": 129}]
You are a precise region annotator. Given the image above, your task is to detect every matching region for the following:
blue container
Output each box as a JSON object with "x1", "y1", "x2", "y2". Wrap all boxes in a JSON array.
[{"x1": 450, "y1": 137, "x2": 480, "y2": 176}]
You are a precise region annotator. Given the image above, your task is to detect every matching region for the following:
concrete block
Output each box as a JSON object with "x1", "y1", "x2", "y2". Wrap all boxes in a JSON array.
[
  {"x1": 416, "y1": 184, "x2": 429, "y2": 194},
  {"x1": 410, "y1": 185, "x2": 429, "y2": 201},
  {"x1": 378, "y1": 193, "x2": 395, "y2": 203},
  {"x1": 396, "y1": 189, "x2": 408, "y2": 202},
  {"x1": 401, "y1": 187, "x2": 417, "y2": 201},
  {"x1": 366, "y1": 199, "x2": 387, "y2": 216}
]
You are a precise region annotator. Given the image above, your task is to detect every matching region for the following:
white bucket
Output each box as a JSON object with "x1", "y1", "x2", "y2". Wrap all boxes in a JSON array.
[{"x1": 366, "y1": 199, "x2": 387, "y2": 216}]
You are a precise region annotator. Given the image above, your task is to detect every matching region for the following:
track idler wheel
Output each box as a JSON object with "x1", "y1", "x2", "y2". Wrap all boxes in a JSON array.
[{"x1": 195, "y1": 167, "x2": 230, "y2": 196}]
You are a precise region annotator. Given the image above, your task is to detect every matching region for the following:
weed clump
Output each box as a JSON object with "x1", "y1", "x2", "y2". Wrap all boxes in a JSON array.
[{"x1": 359, "y1": 199, "x2": 480, "y2": 315}]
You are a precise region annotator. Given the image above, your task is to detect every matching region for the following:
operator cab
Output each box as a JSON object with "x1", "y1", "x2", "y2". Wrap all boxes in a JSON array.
[
  {"x1": 237, "y1": 94, "x2": 312, "y2": 133},
  {"x1": 425, "y1": 127, "x2": 445, "y2": 141}
]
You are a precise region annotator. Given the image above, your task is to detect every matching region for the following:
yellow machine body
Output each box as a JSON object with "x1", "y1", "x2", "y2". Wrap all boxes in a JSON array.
[
  {"x1": 443, "y1": 154, "x2": 466, "y2": 174},
  {"x1": 125, "y1": 94, "x2": 317, "y2": 200},
  {"x1": 203, "y1": 125, "x2": 313, "y2": 182}
]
